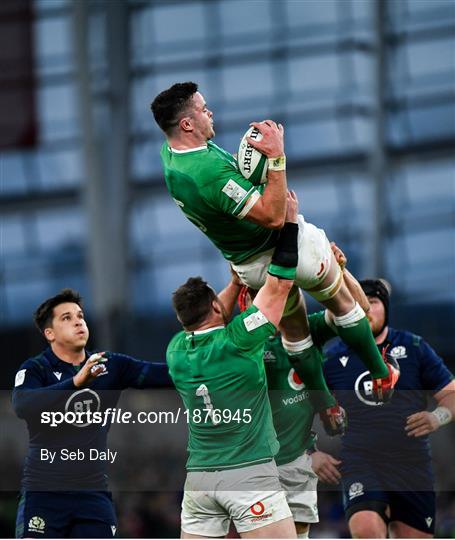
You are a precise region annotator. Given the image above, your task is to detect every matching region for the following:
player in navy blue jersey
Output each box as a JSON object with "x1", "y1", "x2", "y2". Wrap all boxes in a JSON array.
[
  {"x1": 323, "y1": 279, "x2": 455, "y2": 538},
  {"x1": 12, "y1": 288, "x2": 172, "y2": 538}
]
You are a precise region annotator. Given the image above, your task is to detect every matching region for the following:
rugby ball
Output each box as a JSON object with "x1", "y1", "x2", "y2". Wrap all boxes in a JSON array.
[{"x1": 237, "y1": 126, "x2": 268, "y2": 184}]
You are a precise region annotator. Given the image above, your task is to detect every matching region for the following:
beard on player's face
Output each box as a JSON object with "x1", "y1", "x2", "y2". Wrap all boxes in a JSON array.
[{"x1": 367, "y1": 297, "x2": 386, "y2": 337}]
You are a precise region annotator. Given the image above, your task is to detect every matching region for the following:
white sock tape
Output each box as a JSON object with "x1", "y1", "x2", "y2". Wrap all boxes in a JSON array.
[
  {"x1": 333, "y1": 302, "x2": 365, "y2": 327},
  {"x1": 282, "y1": 335, "x2": 313, "y2": 354}
]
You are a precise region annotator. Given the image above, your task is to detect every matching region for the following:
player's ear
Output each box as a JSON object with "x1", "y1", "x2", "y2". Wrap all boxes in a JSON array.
[
  {"x1": 179, "y1": 116, "x2": 193, "y2": 132},
  {"x1": 44, "y1": 326, "x2": 55, "y2": 343}
]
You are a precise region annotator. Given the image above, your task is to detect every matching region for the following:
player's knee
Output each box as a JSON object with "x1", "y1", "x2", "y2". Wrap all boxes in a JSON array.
[{"x1": 349, "y1": 510, "x2": 387, "y2": 539}]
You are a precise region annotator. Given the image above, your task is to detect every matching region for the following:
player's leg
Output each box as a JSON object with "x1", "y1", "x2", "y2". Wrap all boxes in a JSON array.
[
  {"x1": 69, "y1": 491, "x2": 117, "y2": 539},
  {"x1": 309, "y1": 252, "x2": 389, "y2": 380},
  {"x1": 70, "y1": 520, "x2": 118, "y2": 538},
  {"x1": 181, "y1": 471, "x2": 231, "y2": 538},
  {"x1": 15, "y1": 491, "x2": 71, "y2": 538},
  {"x1": 220, "y1": 461, "x2": 296, "y2": 538},
  {"x1": 238, "y1": 284, "x2": 343, "y2": 434},
  {"x1": 279, "y1": 287, "x2": 338, "y2": 415},
  {"x1": 278, "y1": 452, "x2": 319, "y2": 539},
  {"x1": 388, "y1": 491, "x2": 435, "y2": 538},
  {"x1": 295, "y1": 522, "x2": 310, "y2": 538},
  {"x1": 291, "y1": 218, "x2": 396, "y2": 401},
  {"x1": 348, "y1": 509, "x2": 388, "y2": 538},
  {"x1": 342, "y1": 459, "x2": 390, "y2": 539},
  {"x1": 389, "y1": 521, "x2": 433, "y2": 539},
  {"x1": 239, "y1": 516, "x2": 296, "y2": 538}
]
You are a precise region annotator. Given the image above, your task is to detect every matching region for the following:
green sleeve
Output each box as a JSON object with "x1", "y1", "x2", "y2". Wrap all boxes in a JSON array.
[
  {"x1": 201, "y1": 156, "x2": 262, "y2": 220},
  {"x1": 227, "y1": 305, "x2": 276, "y2": 351}
]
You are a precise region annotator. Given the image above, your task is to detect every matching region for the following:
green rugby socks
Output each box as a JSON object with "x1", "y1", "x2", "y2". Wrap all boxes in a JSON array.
[{"x1": 333, "y1": 303, "x2": 389, "y2": 379}]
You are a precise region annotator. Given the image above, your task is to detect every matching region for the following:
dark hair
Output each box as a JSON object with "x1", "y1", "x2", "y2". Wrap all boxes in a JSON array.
[
  {"x1": 172, "y1": 276, "x2": 216, "y2": 329},
  {"x1": 151, "y1": 81, "x2": 198, "y2": 134},
  {"x1": 34, "y1": 288, "x2": 83, "y2": 334}
]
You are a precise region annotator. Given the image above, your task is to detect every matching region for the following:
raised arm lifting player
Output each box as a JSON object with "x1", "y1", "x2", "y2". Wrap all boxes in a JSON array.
[{"x1": 151, "y1": 82, "x2": 399, "y2": 424}]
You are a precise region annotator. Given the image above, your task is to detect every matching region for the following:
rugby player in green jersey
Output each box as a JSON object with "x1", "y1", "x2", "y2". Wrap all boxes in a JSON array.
[
  {"x1": 167, "y1": 191, "x2": 301, "y2": 538},
  {"x1": 152, "y1": 82, "x2": 399, "y2": 414}
]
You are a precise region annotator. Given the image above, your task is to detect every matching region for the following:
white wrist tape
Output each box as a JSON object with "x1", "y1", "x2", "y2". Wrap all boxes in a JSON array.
[
  {"x1": 268, "y1": 155, "x2": 286, "y2": 171},
  {"x1": 431, "y1": 406, "x2": 452, "y2": 426}
]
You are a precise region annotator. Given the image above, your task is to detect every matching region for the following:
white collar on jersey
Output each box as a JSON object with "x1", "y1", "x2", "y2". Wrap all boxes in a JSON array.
[
  {"x1": 169, "y1": 145, "x2": 207, "y2": 154},
  {"x1": 185, "y1": 325, "x2": 225, "y2": 338}
]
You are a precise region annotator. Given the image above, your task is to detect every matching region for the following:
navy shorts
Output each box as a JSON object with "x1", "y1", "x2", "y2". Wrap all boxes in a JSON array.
[
  {"x1": 341, "y1": 452, "x2": 435, "y2": 534},
  {"x1": 16, "y1": 491, "x2": 117, "y2": 538}
]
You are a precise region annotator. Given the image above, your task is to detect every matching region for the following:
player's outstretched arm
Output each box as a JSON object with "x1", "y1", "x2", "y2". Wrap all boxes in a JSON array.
[
  {"x1": 216, "y1": 268, "x2": 244, "y2": 320},
  {"x1": 253, "y1": 191, "x2": 298, "y2": 327},
  {"x1": 244, "y1": 120, "x2": 287, "y2": 229},
  {"x1": 405, "y1": 380, "x2": 455, "y2": 437}
]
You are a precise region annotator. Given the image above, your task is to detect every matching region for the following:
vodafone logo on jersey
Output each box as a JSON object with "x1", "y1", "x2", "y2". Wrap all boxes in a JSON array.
[{"x1": 288, "y1": 368, "x2": 305, "y2": 391}]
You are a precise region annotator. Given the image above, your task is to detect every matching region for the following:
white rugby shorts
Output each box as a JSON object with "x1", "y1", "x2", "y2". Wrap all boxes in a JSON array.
[
  {"x1": 278, "y1": 452, "x2": 319, "y2": 524},
  {"x1": 181, "y1": 460, "x2": 292, "y2": 536},
  {"x1": 232, "y1": 215, "x2": 331, "y2": 291}
]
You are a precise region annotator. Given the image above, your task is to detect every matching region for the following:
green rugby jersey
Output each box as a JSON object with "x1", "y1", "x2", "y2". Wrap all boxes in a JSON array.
[
  {"x1": 167, "y1": 305, "x2": 279, "y2": 471},
  {"x1": 265, "y1": 310, "x2": 336, "y2": 466},
  {"x1": 160, "y1": 141, "x2": 279, "y2": 264}
]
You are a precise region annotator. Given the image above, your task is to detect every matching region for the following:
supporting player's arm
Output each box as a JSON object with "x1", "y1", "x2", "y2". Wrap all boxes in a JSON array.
[
  {"x1": 244, "y1": 120, "x2": 287, "y2": 229},
  {"x1": 405, "y1": 380, "x2": 455, "y2": 437},
  {"x1": 217, "y1": 268, "x2": 244, "y2": 320},
  {"x1": 253, "y1": 191, "x2": 298, "y2": 327}
]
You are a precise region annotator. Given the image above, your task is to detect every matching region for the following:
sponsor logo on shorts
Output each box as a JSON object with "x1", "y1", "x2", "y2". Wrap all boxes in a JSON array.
[
  {"x1": 348, "y1": 482, "x2": 364, "y2": 500},
  {"x1": 249, "y1": 501, "x2": 272, "y2": 522},
  {"x1": 111, "y1": 525, "x2": 117, "y2": 536},
  {"x1": 390, "y1": 346, "x2": 407, "y2": 359},
  {"x1": 28, "y1": 516, "x2": 45, "y2": 534},
  {"x1": 288, "y1": 368, "x2": 305, "y2": 391},
  {"x1": 425, "y1": 517, "x2": 433, "y2": 528}
]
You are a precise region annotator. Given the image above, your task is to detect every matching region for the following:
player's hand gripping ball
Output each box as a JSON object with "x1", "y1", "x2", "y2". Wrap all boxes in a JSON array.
[{"x1": 237, "y1": 126, "x2": 268, "y2": 185}]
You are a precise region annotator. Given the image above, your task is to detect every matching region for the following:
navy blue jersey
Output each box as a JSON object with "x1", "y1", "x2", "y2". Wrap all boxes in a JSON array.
[
  {"x1": 324, "y1": 328, "x2": 453, "y2": 460},
  {"x1": 12, "y1": 347, "x2": 172, "y2": 491}
]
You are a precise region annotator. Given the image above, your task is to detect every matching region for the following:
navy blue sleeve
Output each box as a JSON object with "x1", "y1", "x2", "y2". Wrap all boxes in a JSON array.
[
  {"x1": 418, "y1": 339, "x2": 454, "y2": 394},
  {"x1": 111, "y1": 353, "x2": 173, "y2": 389},
  {"x1": 12, "y1": 360, "x2": 76, "y2": 419}
]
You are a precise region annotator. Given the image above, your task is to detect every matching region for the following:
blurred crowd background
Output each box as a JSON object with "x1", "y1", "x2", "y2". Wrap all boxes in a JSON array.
[{"x1": 1, "y1": 0, "x2": 454, "y2": 537}]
